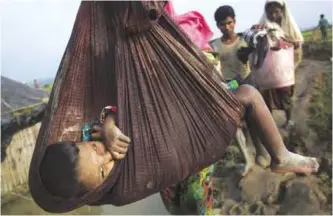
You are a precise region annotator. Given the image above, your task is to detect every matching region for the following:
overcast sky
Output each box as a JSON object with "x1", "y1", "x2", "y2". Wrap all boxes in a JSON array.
[{"x1": 1, "y1": 0, "x2": 332, "y2": 82}]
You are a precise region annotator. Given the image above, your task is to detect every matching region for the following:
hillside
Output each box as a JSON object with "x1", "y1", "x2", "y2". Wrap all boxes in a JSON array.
[{"x1": 26, "y1": 77, "x2": 54, "y2": 87}]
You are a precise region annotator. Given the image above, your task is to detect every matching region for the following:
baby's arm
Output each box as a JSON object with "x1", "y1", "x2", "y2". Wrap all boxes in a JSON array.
[
  {"x1": 103, "y1": 116, "x2": 131, "y2": 160},
  {"x1": 91, "y1": 107, "x2": 131, "y2": 160}
]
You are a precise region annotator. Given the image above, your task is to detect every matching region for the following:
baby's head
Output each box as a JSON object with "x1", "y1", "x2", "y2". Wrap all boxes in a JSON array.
[{"x1": 39, "y1": 140, "x2": 114, "y2": 198}]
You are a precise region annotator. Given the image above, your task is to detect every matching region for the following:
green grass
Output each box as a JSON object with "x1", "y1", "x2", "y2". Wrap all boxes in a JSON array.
[
  {"x1": 307, "y1": 72, "x2": 332, "y2": 141},
  {"x1": 41, "y1": 84, "x2": 53, "y2": 93},
  {"x1": 2, "y1": 101, "x2": 47, "y2": 119},
  {"x1": 302, "y1": 27, "x2": 332, "y2": 42}
]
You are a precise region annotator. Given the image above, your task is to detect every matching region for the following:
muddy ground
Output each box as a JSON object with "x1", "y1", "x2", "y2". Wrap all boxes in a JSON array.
[{"x1": 212, "y1": 51, "x2": 332, "y2": 215}]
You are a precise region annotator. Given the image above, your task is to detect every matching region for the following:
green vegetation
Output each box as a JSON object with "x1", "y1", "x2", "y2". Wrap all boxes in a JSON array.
[
  {"x1": 11, "y1": 106, "x2": 34, "y2": 120},
  {"x1": 41, "y1": 84, "x2": 53, "y2": 93},
  {"x1": 308, "y1": 72, "x2": 332, "y2": 142},
  {"x1": 5, "y1": 102, "x2": 46, "y2": 121},
  {"x1": 302, "y1": 27, "x2": 332, "y2": 42},
  {"x1": 307, "y1": 69, "x2": 332, "y2": 213}
]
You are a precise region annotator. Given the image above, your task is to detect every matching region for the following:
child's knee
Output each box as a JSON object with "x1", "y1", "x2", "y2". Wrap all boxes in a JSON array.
[{"x1": 236, "y1": 84, "x2": 259, "y2": 103}]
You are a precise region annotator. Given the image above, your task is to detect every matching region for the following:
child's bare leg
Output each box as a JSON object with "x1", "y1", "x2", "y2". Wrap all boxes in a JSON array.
[
  {"x1": 246, "y1": 123, "x2": 271, "y2": 168},
  {"x1": 235, "y1": 128, "x2": 255, "y2": 176},
  {"x1": 233, "y1": 85, "x2": 319, "y2": 174}
]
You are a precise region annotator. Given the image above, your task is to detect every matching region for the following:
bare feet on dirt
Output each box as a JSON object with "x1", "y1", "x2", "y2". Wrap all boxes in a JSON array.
[
  {"x1": 271, "y1": 151, "x2": 319, "y2": 174},
  {"x1": 282, "y1": 120, "x2": 295, "y2": 130},
  {"x1": 256, "y1": 155, "x2": 271, "y2": 168},
  {"x1": 236, "y1": 162, "x2": 254, "y2": 177},
  {"x1": 255, "y1": 144, "x2": 271, "y2": 168}
]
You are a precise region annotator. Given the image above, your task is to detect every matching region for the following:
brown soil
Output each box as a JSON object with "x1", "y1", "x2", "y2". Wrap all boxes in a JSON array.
[{"x1": 213, "y1": 56, "x2": 332, "y2": 215}]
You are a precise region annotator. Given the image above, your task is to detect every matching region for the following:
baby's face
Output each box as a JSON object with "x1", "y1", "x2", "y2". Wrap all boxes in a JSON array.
[{"x1": 76, "y1": 141, "x2": 114, "y2": 190}]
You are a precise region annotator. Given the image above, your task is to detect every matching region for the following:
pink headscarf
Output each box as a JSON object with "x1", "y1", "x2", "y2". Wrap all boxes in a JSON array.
[{"x1": 164, "y1": 1, "x2": 213, "y2": 51}]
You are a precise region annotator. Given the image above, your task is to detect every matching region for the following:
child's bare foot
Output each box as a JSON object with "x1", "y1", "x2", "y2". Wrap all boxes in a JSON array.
[
  {"x1": 236, "y1": 162, "x2": 254, "y2": 177},
  {"x1": 271, "y1": 151, "x2": 319, "y2": 174},
  {"x1": 256, "y1": 155, "x2": 271, "y2": 168},
  {"x1": 282, "y1": 120, "x2": 295, "y2": 130},
  {"x1": 255, "y1": 143, "x2": 271, "y2": 168},
  {"x1": 235, "y1": 129, "x2": 254, "y2": 176}
]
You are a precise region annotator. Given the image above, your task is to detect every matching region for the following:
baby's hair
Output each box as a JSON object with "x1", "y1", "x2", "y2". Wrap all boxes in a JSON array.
[{"x1": 39, "y1": 141, "x2": 87, "y2": 198}]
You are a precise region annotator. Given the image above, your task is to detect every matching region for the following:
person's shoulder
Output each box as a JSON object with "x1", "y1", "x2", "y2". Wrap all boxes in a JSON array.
[
  {"x1": 210, "y1": 37, "x2": 222, "y2": 51},
  {"x1": 210, "y1": 37, "x2": 221, "y2": 45},
  {"x1": 203, "y1": 51, "x2": 220, "y2": 65},
  {"x1": 237, "y1": 32, "x2": 244, "y2": 37},
  {"x1": 204, "y1": 50, "x2": 220, "y2": 58},
  {"x1": 237, "y1": 33, "x2": 249, "y2": 46},
  {"x1": 237, "y1": 33, "x2": 246, "y2": 41}
]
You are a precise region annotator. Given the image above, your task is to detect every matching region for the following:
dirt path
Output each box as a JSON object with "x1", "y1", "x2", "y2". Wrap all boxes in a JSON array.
[
  {"x1": 1, "y1": 192, "x2": 169, "y2": 215},
  {"x1": 213, "y1": 58, "x2": 332, "y2": 215}
]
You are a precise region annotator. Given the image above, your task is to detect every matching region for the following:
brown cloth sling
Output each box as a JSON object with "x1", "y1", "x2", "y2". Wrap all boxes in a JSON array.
[{"x1": 29, "y1": 1, "x2": 243, "y2": 213}]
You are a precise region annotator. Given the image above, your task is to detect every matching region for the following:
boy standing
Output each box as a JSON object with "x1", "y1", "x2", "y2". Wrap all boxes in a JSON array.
[
  {"x1": 211, "y1": 5, "x2": 271, "y2": 168},
  {"x1": 318, "y1": 14, "x2": 330, "y2": 41},
  {"x1": 210, "y1": 5, "x2": 254, "y2": 87}
]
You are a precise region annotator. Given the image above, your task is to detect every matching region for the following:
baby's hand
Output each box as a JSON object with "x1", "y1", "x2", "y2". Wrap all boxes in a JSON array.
[
  {"x1": 91, "y1": 119, "x2": 130, "y2": 160},
  {"x1": 102, "y1": 118, "x2": 131, "y2": 160}
]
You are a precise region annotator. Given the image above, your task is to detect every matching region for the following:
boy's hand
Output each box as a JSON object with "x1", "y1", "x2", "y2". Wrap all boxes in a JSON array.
[{"x1": 237, "y1": 47, "x2": 255, "y2": 64}]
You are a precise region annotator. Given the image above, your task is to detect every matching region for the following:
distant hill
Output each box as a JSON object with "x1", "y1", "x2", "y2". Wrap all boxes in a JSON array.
[
  {"x1": 1, "y1": 76, "x2": 49, "y2": 164},
  {"x1": 1, "y1": 76, "x2": 49, "y2": 114},
  {"x1": 26, "y1": 77, "x2": 54, "y2": 88}
]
